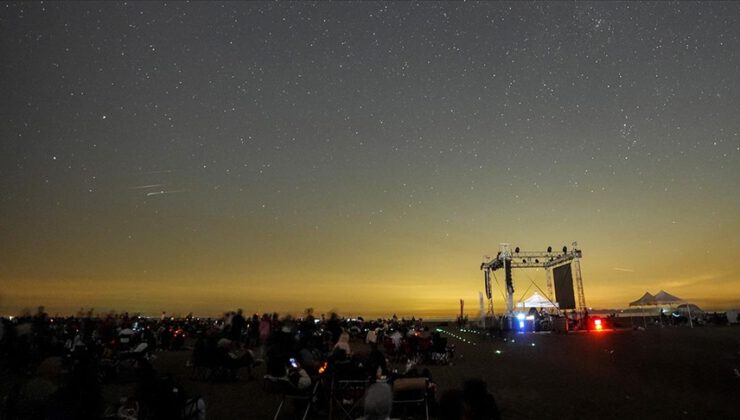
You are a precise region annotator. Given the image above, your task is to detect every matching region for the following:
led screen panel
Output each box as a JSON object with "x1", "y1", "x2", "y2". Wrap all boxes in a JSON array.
[{"x1": 553, "y1": 264, "x2": 576, "y2": 309}]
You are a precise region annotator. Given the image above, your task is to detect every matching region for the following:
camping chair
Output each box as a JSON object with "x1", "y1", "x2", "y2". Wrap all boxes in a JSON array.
[
  {"x1": 263, "y1": 375, "x2": 319, "y2": 420},
  {"x1": 181, "y1": 397, "x2": 207, "y2": 420},
  {"x1": 330, "y1": 379, "x2": 369, "y2": 420},
  {"x1": 392, "y1": 377, "x2": 429, "y2": 420}
]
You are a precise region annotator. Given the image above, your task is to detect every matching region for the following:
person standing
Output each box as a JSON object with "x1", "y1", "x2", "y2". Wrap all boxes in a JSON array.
[
  {"x1": 259, "y1": 314, "x2": 271, "y2": 357},
  {"x1": 248, "y1": 314, "x2": 260, "y2": 347},
  {"x1": 230, "y1": 309, "x2": 245, "y2": 344}
]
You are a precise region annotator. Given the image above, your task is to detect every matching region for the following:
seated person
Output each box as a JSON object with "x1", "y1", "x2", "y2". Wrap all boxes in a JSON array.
[
  {"x1": 462, "y1": 379, "x2": 501, "y2": 420},
  {"x1": 333, "y1": 331, "x2": 352, "y2": 356},
  {"x1": 359, "y1": 383, "x2": 393, "y2": 420},
  {"x1": 265, "y1": 356, "x2": 312, "y2": 392},
  {"x1": 287, "y1": 358, "x2": 312, "y2": 390},
  {"x1": 366, "y1": 343, "x2": 389, "y2": 380},
  {"x1": 366, "y1": 327, "x2": 378, "y2": 344},
  {"x1": 216, "y1": 338, "x2": 256, "y2": 379},
  {"x1": 297, "y1": 347, "x2": 321, "y2": 376},
  {"x1": 389, "y1": 330, "x2": 403, "y2": 350},
  {"x1": 438, "y1": 389, "x2": 464, "y2": 420}
]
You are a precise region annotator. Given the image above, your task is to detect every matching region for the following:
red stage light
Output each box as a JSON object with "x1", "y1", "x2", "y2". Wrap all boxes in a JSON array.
[{"x1": 594, "y1": 318, "x2": 603, "y2": 331}]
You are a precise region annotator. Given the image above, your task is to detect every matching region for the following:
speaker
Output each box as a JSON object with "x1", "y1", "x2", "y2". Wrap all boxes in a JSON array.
[
  {"x1": 484, "y1": 270, "x2": 492, "y2": 300},
  {"x1": 505, "y1": 259, "x2": 514, "y2": 295}
]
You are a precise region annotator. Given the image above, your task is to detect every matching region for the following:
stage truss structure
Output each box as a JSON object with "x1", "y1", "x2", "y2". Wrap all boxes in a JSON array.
[{"x1": 480, "y1": 242, "x2": 586, "y2": 315}]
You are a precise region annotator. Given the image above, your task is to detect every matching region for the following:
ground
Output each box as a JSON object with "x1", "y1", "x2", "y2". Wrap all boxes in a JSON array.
[
  {"x1": 139, "y1": 326, "x2": 740, "y2": 419},
  {"x1": 4, "y1": 325, "x2": 740, "y2": 419}
]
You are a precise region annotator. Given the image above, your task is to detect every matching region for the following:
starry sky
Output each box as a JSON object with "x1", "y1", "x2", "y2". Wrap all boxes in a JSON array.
[{"x1": 1, "y1": 2, "x2": 739, "y2": 317}]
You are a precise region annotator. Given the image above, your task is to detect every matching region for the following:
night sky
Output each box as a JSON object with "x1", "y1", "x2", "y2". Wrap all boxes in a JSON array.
[{"x1": 2, "y1": 2, "x2": 739, "y2": 317}]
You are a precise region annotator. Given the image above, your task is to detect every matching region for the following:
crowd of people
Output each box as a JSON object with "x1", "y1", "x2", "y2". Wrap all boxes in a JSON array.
[
  {"x1": 187, "y1": 308, "x2": 497, "y2": 419},
  {"x1": 3, "y1": 303, "x2": 738, "y2": 419},
  {"x1": 0, "y1": 307, "x2": 206, "y2": 419},
  {"x1": 0, "y1": 306, "x2": 502, "y2": 419}
]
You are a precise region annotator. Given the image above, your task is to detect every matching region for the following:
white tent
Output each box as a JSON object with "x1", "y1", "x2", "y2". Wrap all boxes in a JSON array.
[
  {"x1": 629, "y1": 292, "x2": 656, "y2": 307},
  {"x1": 628, "y1": 290, "x2": 694, "y2": 328},
  {"x1": 675, "y1": 303, "x2": 703, "y2": 316},
  {"x1": 654, "y1": 290, "x2": 694, "y2": 328},
  {"x1": 653, "y1": 290, "x2": 684, "y2": 305},
  {"x1": 628, "y1": 292, "x2": 656, "y2": 328},
  {"x1": 516, "y1": 291, "x2": 558, "y2": 308},
  {"x1": 726, "y1": 310, "x2": 740, "y2": 324}
]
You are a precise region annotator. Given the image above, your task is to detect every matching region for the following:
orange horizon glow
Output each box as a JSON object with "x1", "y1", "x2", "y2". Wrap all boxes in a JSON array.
[{"x1": 3, "y1": 234, "x2": 739, "y2": 318}]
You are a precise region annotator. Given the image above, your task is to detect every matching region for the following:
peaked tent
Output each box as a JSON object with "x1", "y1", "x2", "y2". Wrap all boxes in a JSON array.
[
  {"x1": 628, "y1": 291, "x2": 657, "y2": 328},
  {"x1": 629, "y1": 290, "x2": 694, "y2": 328},
  {"x1": 629, "y1": 292, "x2": 656, "y2": 307},
  {"x1": 653, "y1": 290, "x2": 684, "y2": 305},
  {"x1": 654, "y1": 290, "x2": 693, "y2": 327},
  {"x1": 517, "y1": 291, "x2": 558, "y2": 308}
]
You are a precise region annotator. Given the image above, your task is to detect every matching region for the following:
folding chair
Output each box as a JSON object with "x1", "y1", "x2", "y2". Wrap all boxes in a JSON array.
[
  {"x1": 263, "y1": 375, "x2": 319, "y2": 420},
  {"x1": 392, "y1": 377, "x2": 429, "y2": 420},
  {"x1": 330, "y1": 379, "x2": 369, "y2": 420}
]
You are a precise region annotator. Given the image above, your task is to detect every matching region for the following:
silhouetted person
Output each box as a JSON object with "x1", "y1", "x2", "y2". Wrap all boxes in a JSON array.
[
  {"x1": 366, "y1": 343, "x2": 388, "y2": 379},
  {"x1": 327, "y1": 312, "x2": 342, "y2": 345},
  {"x1": 248, "y1": 314, "x2": 260, "y2": 347},
  {"x1": 462, "y1": 379, "x2": 501, "y2": 420},
  {"x1": 438, "y1": 389, "x2": 465, "y2": 420},
  {"x1": 230, "y1": 309, "x2": 245, "y2": 343}
]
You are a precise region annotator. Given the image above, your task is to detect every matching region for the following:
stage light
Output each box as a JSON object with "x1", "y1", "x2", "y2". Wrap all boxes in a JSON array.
[
  {"x1": 594, "y1": 318, "x2": 603, "y2": 331},
  {"x1": 547, "y1": 246, "x2": 552, "y2": 253},
  {"x1": 516, "y1": 313, "x2": 526, "y2": 320},
  {"x1": 519, "y1": 321, "x2": 525, "y2": 329}
]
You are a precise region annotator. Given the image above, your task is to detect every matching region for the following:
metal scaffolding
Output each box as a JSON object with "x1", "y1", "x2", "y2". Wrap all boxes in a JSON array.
[{"x1": 480, "y1": 242, "x2": 586, "y2": 315}]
